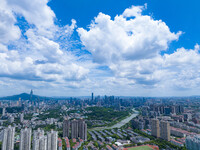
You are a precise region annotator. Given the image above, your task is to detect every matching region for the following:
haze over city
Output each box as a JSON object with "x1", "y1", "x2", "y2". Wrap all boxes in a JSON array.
[{"x1": 1, "y1": 0, "x2": 200, "y2": 97}]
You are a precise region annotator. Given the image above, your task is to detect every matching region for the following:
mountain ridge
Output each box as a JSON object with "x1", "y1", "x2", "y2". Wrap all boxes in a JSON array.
[{"x1": 0, "y1": 93, "x2": 52, "y2": 101}]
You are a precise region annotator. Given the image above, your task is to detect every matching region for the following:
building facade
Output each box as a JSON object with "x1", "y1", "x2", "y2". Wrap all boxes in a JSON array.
[
  {"x1": 19, "y1": 128, "x2": 32, "y2": 150},
  {"x1": 151, "y1": 119, "x2": 160, "y2": 138},
  {"x1": 160, "y1": 121, "x2": 170, "y2": 141},
  {"x1": 186, "y1": 135, "x2": 200, "y2": 150},
  {"x1": 63, "y1": 118, "x2": 70, "y2": 137},
  {"x1": 47, "y1": 130, "x2": 58, "y2": 150},
  {"x1": 2, "y1": 126, "x2": 15, "y2": 150}
]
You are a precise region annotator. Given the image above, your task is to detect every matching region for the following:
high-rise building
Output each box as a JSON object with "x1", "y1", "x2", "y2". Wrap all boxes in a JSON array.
[
  {"x1": 20, "y1": 113, "x2": 24, "y2": 123},
  {"x1": 2, "y1": 107, "x2": 6, "y2": 116},
  {"x1": 78, "y1": 119, "x2": 87, "y2": 140},
  {"x1": 32, "y1": 129, "x2": 47, "y2": 150},
  {"x1": 160, "y1": 121, "x2": 170, "y2": 141},
  {"x1": 186, "y1": 135, "x2": 200, "y2": 150},
  {"x1": 2, "y1": 126, "x2": 15, "y2": 150},
  {"x1": 47, "y1": 130, "x2": 58, "y2": 150},
  {"x1": 33, "y1": 136, "x2": 47, "y2": 150},
  {"x1": 151, "y1": 119, "x2": 160, "y2": 138},
  {"x1": 19, "y1": 128, "x2": 32, "y2": 150},
  {"x1": 71, "y1": 119, "x2": 78, "y2": 139},
  {"x1": 63, "y1": 117, "x2": 70, "y2": 137},
  {"x1": 30, "y1": 89, "x2": 34, "y2": 104},
  {"x1": 92, "y1": 93, "x2": 94, "y2": 102}
]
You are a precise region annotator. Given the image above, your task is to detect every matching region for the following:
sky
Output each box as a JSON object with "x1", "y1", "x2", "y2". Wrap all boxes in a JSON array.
[{"x1": 0, "y1": 0, "x2": 200, "y2": 97}]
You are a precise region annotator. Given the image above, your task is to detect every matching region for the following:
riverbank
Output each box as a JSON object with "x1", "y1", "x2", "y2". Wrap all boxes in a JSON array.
[{"x1": 90, "y1": 108, "x2": 139, "y2": 131}]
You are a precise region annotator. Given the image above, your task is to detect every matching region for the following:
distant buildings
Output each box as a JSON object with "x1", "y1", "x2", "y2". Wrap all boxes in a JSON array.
[
  {"x1": 131, "y1": 119, "x2": 145, "y2": 130},
  {"x1": 151, "y1": 119, "x2": 160, "y2": 138},
  {"x1": 186, "y1": 135, "x2": 200, "y2": 150},
  {"x1": 2, "y1": 126, "x2": 15, "y2": 150},
  {"x1": 160, "y1": 121, "x2": 170, "y2": 141},
  {"x1": 20, "y1": 128, "x2": 32, "y2": 150}
]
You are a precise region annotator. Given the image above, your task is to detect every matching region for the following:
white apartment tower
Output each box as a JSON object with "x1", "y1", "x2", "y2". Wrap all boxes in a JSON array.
[
  {"x1": 47, "y1": 130, "x2": 58, "y2": 150},
  {"x1": 2, "y1": 126, "x2": 15, "y2": 150},
  {"x1": 20, "y1": 128, "x2": 32, "y2": 150}
]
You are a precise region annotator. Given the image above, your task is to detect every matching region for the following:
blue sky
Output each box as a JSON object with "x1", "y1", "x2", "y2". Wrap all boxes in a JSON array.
[
  {"x1": 49, "y1": 0, "x2": 200, "y2": 51},
  {"x1": 0, "y1": 0, "x2": 200, "y2": 96}
]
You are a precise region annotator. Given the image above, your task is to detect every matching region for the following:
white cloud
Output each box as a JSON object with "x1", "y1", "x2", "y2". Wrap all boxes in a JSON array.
[
  {"x1": 0, "y1": 0, "x2": 200, "y2": 96},
  {"x1": 0, "y1": 0, "x2": 21, "y2": 44},
  {"x1": 0, "y1": 0, "x2": 89, "y2": 89},
  {"x1": 122, "y1": 3, "x2": 147, "y2": 17},
  {"x1": 77, "y1": 4, "x2": 200, "y2": 93},
  {"x1": 78, "y1": 5, "x2": 181, "y2": 64},
  {"x1": 7, "y1": 0, "x2": 55, "y2": 28}
]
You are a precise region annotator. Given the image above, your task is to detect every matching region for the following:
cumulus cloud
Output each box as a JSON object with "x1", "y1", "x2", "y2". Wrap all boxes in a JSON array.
[
  {"x1": 78, "y1": 5, "x2": 181, "y2": 64},
  {"x1": 0, "y1": 0, "x2": 89, "y2": 87},
  {"x1": 77, "y1": 4, "x2": 200, "y2": 91},
  {"x1": 0, "y1": 1, "x2": 200, "y2": 96},
  {"x1": 7, "y1": 0, "x2": 55, "y2": 30},
  {"x1": 0, "y1": 0, "x2": 21, "y2": 44}
]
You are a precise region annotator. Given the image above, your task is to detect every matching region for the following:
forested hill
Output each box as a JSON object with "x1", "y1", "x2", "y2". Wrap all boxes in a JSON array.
[{"x1": 0, "y1": 93, "x2": 52, "y2": 101}]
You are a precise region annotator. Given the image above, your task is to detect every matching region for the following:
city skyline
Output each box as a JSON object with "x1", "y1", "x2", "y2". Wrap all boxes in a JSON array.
[{"x1": 0, "y1": 0, "x2": 200, "y2": 97}]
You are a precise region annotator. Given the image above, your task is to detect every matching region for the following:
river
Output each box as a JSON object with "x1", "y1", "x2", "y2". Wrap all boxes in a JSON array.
[{"x1": 91, "y1": 108, "x2": 139, "y2": 131}]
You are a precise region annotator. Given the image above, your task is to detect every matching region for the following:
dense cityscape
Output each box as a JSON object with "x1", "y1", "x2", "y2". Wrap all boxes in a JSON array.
[{"x1": 0, "y1": 91, "x2": 199, "y2": 150}]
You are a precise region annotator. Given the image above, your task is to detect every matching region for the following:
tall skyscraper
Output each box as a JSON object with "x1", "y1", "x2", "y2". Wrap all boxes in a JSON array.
[
  {"x1": 71, "y1": 119, "x2": 78, "y2": 139},
  {"x1": 19, "y1": 128, "x2": 32, "y2": 150},
  {"x1": 47, "y1": 130, "x2": 58, "y2": 150},
  {"x1": 160, "y1": 121, "x2": 170, "y2": 141},
  {"x1": 32, "y1": 129, "x2": 47, "y2": 150},
  {"x1": 78, "y1": 119, "x2": 87, "y2": 140},
  {"x1": 2, "y1": 126, "x2": 15, "y2": 150},
  {"x1": 63, "y1": 117, "x2": 70, "y2": 137},
  {"x1": 30, "y1": 89, "x2": 33, "y2": 104},
  {"x1": 91, "y1": 92, "x2": 94, "y2": 102},
  {"x1": 151, "y1": 119, "x2": 160, "y2": 138}
]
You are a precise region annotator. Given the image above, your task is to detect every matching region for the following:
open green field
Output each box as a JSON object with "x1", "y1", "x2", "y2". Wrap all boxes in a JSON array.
[{"x1": 128, "y1": 146, "x2": 153, "y2": 150}]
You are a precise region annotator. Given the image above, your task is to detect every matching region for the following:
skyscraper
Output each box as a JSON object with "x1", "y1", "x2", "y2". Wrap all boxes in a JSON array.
[
  {"x1": 47, "y1": 130, "x2": 58, "y2": 150},
  {"x1": 160, "y1": 121, "x2": 170, "y2": 141},
  {"x1": 19, "y1": 128, "x2": 32, "y2": 150},
  {"x1": 30, "y1": 89, "x2": 33, "y2": 104},
  {"x1": 151, "y1": 119, "x2": 160, "y2": 138},
  {"x1": 71, "y1": 119, "x2": 78, "y2": 139},
  {"x1": 92, "y1": 92, "x2": 94, "y2": 102},
  {"x1": 63, "y1": 117, "x2": 70, "y2": 137},
  {"x1": 2, "y1": 126, "x2": 15, "y2": 150}
]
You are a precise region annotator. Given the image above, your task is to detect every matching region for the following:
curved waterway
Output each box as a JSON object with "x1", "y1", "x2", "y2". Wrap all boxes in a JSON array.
[{"x1": 91, "y1": 108, "x2": 139, "y2": 131}]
